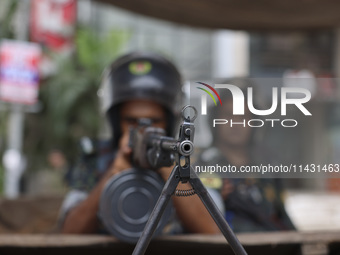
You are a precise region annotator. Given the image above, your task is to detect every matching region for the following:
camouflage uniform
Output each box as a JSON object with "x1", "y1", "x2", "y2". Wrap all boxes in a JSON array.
[
  {"x1": 197, "y1": 147, "x2": 295, "y2": 233},
  {"x1": 58, "y1": 139, "x2": 114, "y2": 229},
  {"x1": 59, "y1": 52, "x2": 185, "y2": 237},
  {"x1": 59, "y1": 139, "x2": 183, "y2": 235}
]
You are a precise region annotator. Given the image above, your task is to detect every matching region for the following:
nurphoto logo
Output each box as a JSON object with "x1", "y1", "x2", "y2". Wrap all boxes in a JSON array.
[{"x1": 196, "y1": 82, "x2": 312, "y2": 128}]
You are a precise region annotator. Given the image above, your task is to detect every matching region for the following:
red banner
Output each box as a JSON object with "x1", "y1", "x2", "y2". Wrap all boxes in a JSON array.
[
  {"x1": 30, "y1": 0, "x2": 77, "y2": 52},
  {"x1": 0, "y1": 40, "x2": 42, "y2": 105}
]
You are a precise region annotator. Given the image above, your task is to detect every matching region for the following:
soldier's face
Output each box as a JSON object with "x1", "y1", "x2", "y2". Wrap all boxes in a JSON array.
[
  {"x1": 216, "y1": 100, "x2": 253, "y2": 147},
  {"x1": 119, "y1": 99, "x2": 167, "y2": 135}
]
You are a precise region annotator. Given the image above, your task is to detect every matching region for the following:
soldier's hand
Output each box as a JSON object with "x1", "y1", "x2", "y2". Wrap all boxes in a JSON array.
[
  {"x1": 221, "y1": 179, "x2": 234, "y2": 200},
  {"x1": 157, "y1": 165, "x2": 174, "y2": 181}
]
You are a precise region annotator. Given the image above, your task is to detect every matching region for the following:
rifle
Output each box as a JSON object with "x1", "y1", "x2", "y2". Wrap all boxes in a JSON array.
[
  {"x1": 129, "y1": 117, "x2": 193, "y2": 174},
  {"x1": 129, "y1": 105, "x2": 247, "y2": 255}
]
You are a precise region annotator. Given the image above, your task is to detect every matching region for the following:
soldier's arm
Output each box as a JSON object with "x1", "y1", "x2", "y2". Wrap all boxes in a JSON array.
[
  {"x1": 61, "y1": 177, "x2": 106, "y2": 233},
  {"x1": 61, "y1": 151, "x2": 129, "y2": 233},
  {"x1": 158, "y1": 167, "x2": 220, "y2": 234}
]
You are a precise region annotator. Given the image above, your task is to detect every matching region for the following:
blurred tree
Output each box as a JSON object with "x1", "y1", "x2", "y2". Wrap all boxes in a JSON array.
[
  {"x1": 24, "y1": 28, "x2": 130, "y2": 173},
  {"x1": 0, "y1": 0, "x2": 18, "y2": 39}
]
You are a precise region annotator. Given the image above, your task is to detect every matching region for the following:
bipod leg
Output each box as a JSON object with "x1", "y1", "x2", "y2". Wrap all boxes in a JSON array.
[{"x1": 189, "y1": 169, "x2": 248, "y2": 255}]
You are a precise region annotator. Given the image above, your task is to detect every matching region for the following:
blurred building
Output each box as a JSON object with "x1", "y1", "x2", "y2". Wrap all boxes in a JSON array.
[{"x1": 1, "y1": 0, "x2": 340, "y2": 231}]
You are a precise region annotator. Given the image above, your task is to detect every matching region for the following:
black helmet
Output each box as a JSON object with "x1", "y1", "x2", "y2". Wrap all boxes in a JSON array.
[{"x1": 99, "y1": 52, "x2": 183, "y2": 147}]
